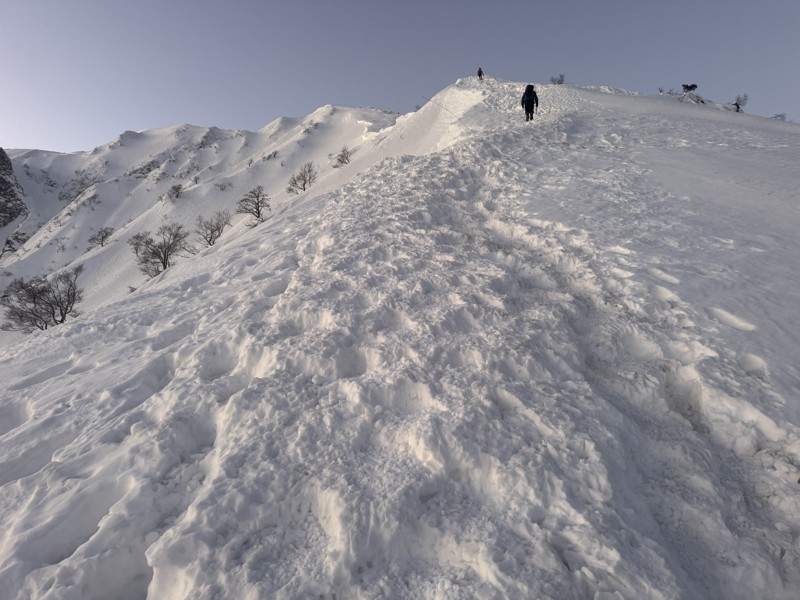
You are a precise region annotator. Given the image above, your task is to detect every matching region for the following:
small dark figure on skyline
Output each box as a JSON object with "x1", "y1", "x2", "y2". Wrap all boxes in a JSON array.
[
  {"x1": 477, "y1": 67, "x2": 484, "y2": 80},
  {"x1": 521, "y1": 84, "x2": 538, "y2": 121}
]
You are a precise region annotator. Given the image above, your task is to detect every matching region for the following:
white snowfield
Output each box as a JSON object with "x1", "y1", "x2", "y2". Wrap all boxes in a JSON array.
[{"x1": 1, "y1": 78, "x2": 799, "y2": 599}]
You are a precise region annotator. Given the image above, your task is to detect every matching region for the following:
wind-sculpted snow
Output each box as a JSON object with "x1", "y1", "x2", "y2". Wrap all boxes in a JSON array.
[{"x1": 1, "y1": 78, "x2": 799, "y2": 599}]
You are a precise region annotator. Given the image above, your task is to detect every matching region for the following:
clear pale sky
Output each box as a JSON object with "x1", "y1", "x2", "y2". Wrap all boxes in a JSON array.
[{"x1": 2, "y1": 0, "x2": 798, "y2": 152}]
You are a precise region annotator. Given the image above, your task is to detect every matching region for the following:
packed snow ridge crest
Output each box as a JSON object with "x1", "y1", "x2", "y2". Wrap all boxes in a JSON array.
[{"x1": 1, "y1": 77, "x2": 799, "y2": 599}]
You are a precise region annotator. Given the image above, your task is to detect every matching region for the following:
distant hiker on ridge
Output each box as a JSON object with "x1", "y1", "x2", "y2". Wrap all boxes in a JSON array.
[
  {"x1": 477, "y1": 67, "x2": 484, "y2": 80},
  {"x1": 522, "y1": 84, "x2": 538, "y2": 121}
]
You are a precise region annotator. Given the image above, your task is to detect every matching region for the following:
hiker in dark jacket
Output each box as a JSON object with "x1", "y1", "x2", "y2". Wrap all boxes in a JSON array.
[
  {"x1": 521, "y1": 84, "x2": 539, "y2": 121},
  {"x1": 477, "y1": 67, "x2": 484, "y2": 80}
]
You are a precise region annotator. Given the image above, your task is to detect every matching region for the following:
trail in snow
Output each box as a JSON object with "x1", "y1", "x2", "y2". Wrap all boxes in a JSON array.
[{"x1": 1, "y1": 78, "x2": 799, "y2": 599}]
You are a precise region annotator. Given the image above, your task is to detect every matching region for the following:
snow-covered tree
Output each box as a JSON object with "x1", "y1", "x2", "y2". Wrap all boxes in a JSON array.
[
  {"x1": 1, "y1": 265, "x2": 84, "y2": 332},
  {"x1": 334, "y1": 146, "x2": 351, "y2": 167},
  {"x1": 87, "y1": 226, "x2": 115, "y2": 249},
  {"x1": 287, "y1": 162, "x2": 318, "y2": 195},
  {"x1": 236, "y1": 185, "x2": 271, "y2": 226},
  {"x1": 133, "y1": 223, "x2": 190, "y2": 277},
  {"x1": 195, "y1": 210, "x2": 232, "y2": 246}
]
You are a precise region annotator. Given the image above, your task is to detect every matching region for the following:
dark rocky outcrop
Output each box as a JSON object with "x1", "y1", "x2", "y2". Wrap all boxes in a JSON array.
[{"x1": 0, "y1": 147, "x2": 28, "y2": 229}]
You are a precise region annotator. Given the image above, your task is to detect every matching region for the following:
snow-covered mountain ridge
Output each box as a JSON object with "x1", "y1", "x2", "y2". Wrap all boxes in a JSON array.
[
  {"x1": 1, "y1": 102, "x2": 402, "y2": 308},
  {"x1": 1, "y1": 78, "x2": 799, "y2": 599}
]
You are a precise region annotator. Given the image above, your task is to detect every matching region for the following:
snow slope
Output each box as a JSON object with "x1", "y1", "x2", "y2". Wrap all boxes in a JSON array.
[
  {"x1": 1, "y1": 105, "x2": 399, "y2": 309},
  {"x1": 1, "y1": 77, "x2": 799, "y2": 599}
]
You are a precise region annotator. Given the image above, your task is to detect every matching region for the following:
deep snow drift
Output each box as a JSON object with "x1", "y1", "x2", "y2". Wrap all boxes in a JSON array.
[{"x1": 1, "y1": 78, "x2": 799, "y2": 599}]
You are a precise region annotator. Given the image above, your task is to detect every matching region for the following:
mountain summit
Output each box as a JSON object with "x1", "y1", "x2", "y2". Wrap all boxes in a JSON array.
[{"x1": 1, "y1": 78, "x2": 799, "y2": 599}]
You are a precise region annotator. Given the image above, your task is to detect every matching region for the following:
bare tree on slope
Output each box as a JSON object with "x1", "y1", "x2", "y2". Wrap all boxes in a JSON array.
[{"x1": 1, "y1": 265, "x2": 85, "y2": 332}]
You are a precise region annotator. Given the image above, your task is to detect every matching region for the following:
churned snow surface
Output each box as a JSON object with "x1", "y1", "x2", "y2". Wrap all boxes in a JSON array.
[{"x1": 1, "y1": 78, "x2": 799, "y2": 599}]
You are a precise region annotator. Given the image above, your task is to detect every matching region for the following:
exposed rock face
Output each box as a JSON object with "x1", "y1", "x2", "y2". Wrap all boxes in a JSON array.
[{"x1": 0, "y1": 147, "x2": 28, "y2": 229}]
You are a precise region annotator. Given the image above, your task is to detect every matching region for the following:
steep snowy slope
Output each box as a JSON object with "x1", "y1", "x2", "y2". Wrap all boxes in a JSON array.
[
  {"x1": 1, "y1": 78, "x2": 799, "y2": 600},
  {"x1": 2, "y1": 106, "x2": 399, "y2": 310}
]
